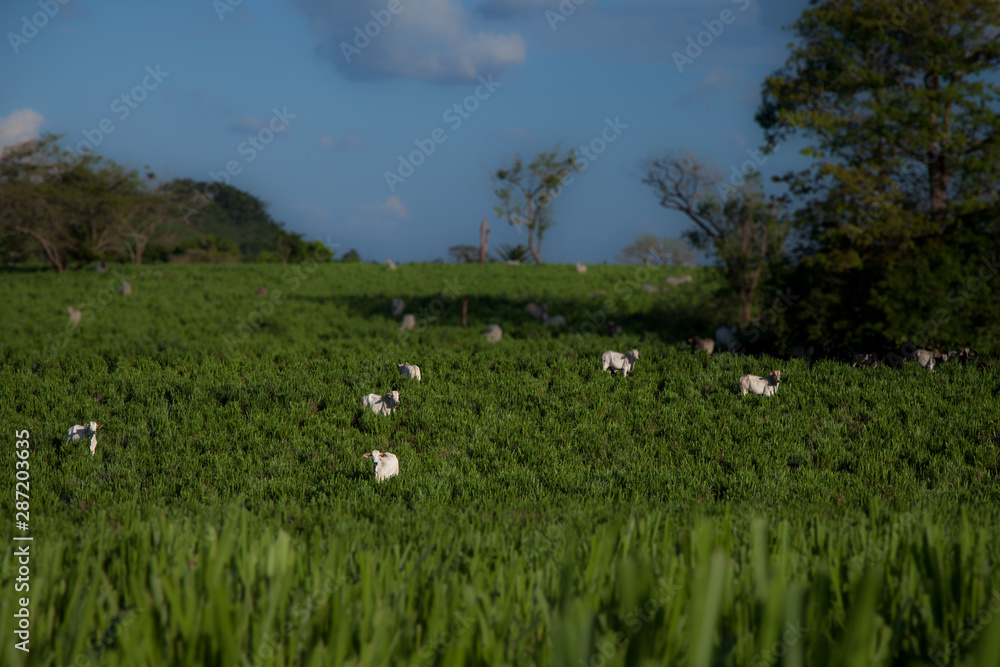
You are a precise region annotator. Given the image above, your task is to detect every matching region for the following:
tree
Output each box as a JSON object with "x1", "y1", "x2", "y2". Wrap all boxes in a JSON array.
[
  {"x1": 448, "y1": 244, "x2": 479, "y2": 263},
  {"x1": 304, "y1": 240, "x2": 335, "y2": 262},
  {"x1": 618, "y1": 235, "x2": 696, "y2": 266},
  {"x1": 162, "y1": 179, "x2": 283, "y2": 257},
  {"x1": 340, "y1": 248, "x2": 361, "y2": 262},
  {"x1": 491, "y1": 146, "x2": 580, "y2": 264},
  {"x1": 479, "y1": 217, "x2": 490, "y2": 264},
  {"x1": 1, "y1": 133, "x2": 179, "y2": 270},
  {"x1": 1, "y1": 134, "x2": 94, "y2": 271},
  {"x1": 755, "y1": 0, "x2": 1000, "y2": 352},
  {"x1": 271, "y1": 228, "x2": 307, "y2": 264},
  {"x1": 115, "y1": 189, "x2": 176, "y2": 265},
  {"x1": 643, "y1": 152, "x2": 787, "y2": 323}
]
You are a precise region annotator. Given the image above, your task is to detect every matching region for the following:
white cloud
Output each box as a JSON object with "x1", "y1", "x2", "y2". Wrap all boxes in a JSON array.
[
  {"x1": 295, "y1": 0, "x2": 526, "y2": 82},
  {"x1": 346, "y1": 195, "x2": 410, "y2": 237},
  {"x1": 360, "y1": 195, "x2": 409, "y2": 220},
  {"x1": 0, "y1": 109, "x2": 45, "y2": 149},
  {"x1": 318, "y1": 132, "x2": 364, "y2": 151}
]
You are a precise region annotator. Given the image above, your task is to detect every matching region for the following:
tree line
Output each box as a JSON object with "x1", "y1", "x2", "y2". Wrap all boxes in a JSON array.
[
  {"x1": 484, "y1": 0, "x2": 1000, "y2": 356},
  {"x1": 0, "y1": 134, "x2": 336, "y2": 270}
]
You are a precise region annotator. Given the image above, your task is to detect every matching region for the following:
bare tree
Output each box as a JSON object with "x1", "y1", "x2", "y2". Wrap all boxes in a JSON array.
[
  {"x1": 643, "y1": 151, "x2": 786, "y2": 323},
  {"x1": 491, "y1": 146, "x2": 580, "y2": 264},
  {"x1": 478, "y1": 217, "x2": 490, "y2": 264},
  {"x1": 116, "y1": 191, "x2": 177, "y2": 265}
]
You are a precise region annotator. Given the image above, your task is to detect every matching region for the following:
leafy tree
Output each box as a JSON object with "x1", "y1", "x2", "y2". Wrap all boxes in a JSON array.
[
  {"x1": 448, "y1": 244, "x2": 479, "y2": 263},
  {"x1": 162, "y1": 179, "x2": 282, "y2": 257},
  {"x1": 304, "y1": 239, "x2": 335, "y2": 262},
  {"x1": 340, "y1": 248, "x2": 361, "y2": 262},
  {"x1": 114, "y1": 177, "x2": 179, "y2": 265},
  {"x1": 491, "y1": 146, "x2": 580, "y2": 264},
  {"x1": 494, "y1": 243, "x2": 534, "y2": 264},
  {"x1": 755, "y1": 0, "x2": 1000, "y2": 351},
  {"x1": 271, "y1": 228, "x2": 307, "y2": 264},
  {"x1": 0, "y1": 133, "x2": 180, "y2": 270},
  {"x1": 644, "y1": 152, "x2": 787, "y2": 323},
  {"x1": 0, "y1": 135, "x2": 76, "y2": 271},
  {"x1": 618, "y1": 235, "x2": 696, "y2": 266}
]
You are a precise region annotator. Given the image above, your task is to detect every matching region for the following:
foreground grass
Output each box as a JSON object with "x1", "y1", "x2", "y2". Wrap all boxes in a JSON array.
[{"x1": 1, "y1": 263, "x2": 999, "y2": 665}]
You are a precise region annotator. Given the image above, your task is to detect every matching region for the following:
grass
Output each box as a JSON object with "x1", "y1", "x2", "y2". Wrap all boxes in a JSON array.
[{"x1": 1, "y1": 262, "x2": 999, "y2": 665}]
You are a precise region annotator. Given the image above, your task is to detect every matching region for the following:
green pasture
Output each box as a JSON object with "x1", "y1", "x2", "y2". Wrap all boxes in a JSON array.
[{"x1": 1, "y1": 263, "x2": 998, "y2": 666}]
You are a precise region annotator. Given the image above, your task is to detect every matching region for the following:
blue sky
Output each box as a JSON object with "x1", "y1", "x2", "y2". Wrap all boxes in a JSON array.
[{"x1": 2, "y1": 0, "x2": 811, "y2": 263}]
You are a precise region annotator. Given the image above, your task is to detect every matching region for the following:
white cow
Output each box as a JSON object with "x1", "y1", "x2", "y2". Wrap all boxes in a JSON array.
[
  {"x1": 688, "y1": 337, "x2": 715, "y2": 356},
  {"x1": 363, "y1": 450, "x2": 399, "y2": 481},
  {"x1": 914, "y1": 348, "x2": 936, "y2": 373},
  {"x1": 738, "y1": 370, "x2": 783, "y2": 396},
  {"x1": 601, "y1": 349, "x2": 640, "y2": 378},
  {"x1": 362, "y1": 391, "x2": 400, "y2": 416},
  {"x1": 66, "y1": 421, "x2": 102, "y2": 455},
  {"x1": 397, "y1": 362, "x2": 421, "y2": 382}
]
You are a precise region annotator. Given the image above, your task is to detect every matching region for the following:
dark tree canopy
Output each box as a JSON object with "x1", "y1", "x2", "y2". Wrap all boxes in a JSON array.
[{"x1": 756, "y1": 0, "x2": 1000, "y2": 352}]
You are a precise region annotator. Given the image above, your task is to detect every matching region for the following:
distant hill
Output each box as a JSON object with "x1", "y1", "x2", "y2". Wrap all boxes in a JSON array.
[{"x1": 161, "y1": 178, "x2": 284, "y2": 257}]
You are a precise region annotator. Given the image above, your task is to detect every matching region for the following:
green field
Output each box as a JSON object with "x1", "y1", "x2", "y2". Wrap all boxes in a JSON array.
[{"x1": 2, "y1": 263, "x2": 999, "y2": 666}]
